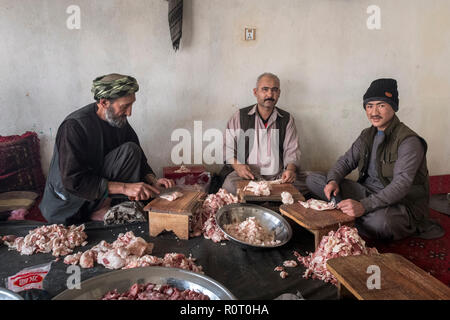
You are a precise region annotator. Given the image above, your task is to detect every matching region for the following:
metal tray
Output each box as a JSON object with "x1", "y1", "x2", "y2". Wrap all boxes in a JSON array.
[
  {"x1": 0, "y1": 287, "x2": 23, "y2": 300},
  {"x1": 52, "y1": 266, "x2": 236, "y2": 300},
  {"x1": 216, "y1": 203, "x2": 293, "y2": 249}
]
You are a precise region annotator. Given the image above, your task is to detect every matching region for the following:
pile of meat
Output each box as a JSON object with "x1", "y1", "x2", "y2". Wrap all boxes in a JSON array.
[
  {"x1": 294, "y1": 225, "x2": 378, "y2": 285},
  {"x1": 223, "y1": 216, "x2": 281, "y2": 246},
  {"x1": 274, "y1": 260, "x2": 298, "y2": 279},
  {"x1": 63, "y1": 231, "x2": 203, "y2": 273},
  {"x1": 1, "y1": 235, "x2": 18, "y2": 247},
  {"x1": 299, "y1": 198, "x2": 336, "y2": 211},
  {"x1": 190, "y1": 188, "x2": 238, "y2": 242},
  {"x1": 159, "y1": 191, "x2": 184, "y2": 202},
  {"x1": 244, "y1": 181, "x2": 271, "y2": 196},
  {"x1": 102, "y1": 283, "x2": 209, "y2": 300},
  {"x1": 281, "y1": 191, "x2": 294, "y2": 205},
  {"x1": 4, "y1": 224, "x2": 87, "y2": 257},
  {"x1": 243, "y1": 179, "x2": 283, "y2": 196}
]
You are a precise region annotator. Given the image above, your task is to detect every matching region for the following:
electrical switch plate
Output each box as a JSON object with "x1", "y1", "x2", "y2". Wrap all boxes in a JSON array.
[{"x1": 245, "y1": 28, "x2": 256, "y2": 41}]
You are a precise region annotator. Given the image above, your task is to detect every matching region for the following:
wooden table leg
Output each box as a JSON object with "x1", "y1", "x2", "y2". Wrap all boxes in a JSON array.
[
  {"x1": 314, "y1": 228, "x2": 333, "y2": 249},
  {"x1": 237, "y1": 188, "x2": 246, "y2": 203},
  {"x1": 337, "y1": 282, "x2": 357, "y2": 300},
  {"x1": 149, "y1": 212, "x2": 190, "y2": 240}
]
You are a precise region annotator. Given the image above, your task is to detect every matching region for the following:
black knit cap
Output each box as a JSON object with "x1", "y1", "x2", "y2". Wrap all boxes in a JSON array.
[{"x1": 363, "y1": 78, "x2": 399, "y2": 112}]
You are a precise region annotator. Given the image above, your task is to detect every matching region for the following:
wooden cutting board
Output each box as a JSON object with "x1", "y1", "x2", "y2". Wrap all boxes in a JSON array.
[
  {"x1": 0, "y1": 191, "x2": 39, "y2": 211},
  {"x1": 327, "y1": 253, "x2": 450, "y2": 300},
  {"x1": 144, "y1": 190, "x2": 205, "y2": 215},
  {"x1": 279, "y1": 202, "x2": 354, "y2": 248},
  {"x1": 236, "y1": 180, "x2": 305, "y2": 202},
  {"x1": 279, "y1": 202, "x2": 354, "y2": 230},
  {"x1": 144, "y1": 190, "x2": 206, "y2": 240}
]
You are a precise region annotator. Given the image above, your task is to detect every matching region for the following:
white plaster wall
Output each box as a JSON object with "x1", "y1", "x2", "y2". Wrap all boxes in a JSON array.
[{"x1": 0, "y1": 0, "x2": 449, "y2": 178}]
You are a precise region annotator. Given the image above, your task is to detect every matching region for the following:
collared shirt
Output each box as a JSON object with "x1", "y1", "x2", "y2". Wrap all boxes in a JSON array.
[
  {"x1": 224, "y1": 105, "x2": 300, "y2": 177},
  {"x1": 365, "y1": 130, "x2": 386, "y2": 192}
]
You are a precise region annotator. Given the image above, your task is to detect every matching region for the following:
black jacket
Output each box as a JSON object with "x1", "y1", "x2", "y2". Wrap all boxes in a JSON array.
[{"x1": 40, "y1": 103, "x2": 153, "y2": 224}]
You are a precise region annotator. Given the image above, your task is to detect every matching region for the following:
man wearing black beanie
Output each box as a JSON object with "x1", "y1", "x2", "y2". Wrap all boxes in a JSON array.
[{"x1": 306, "y1": 79, "x2": 443, "y2": 241}]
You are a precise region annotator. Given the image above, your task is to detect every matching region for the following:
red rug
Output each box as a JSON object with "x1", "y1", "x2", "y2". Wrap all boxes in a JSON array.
[
  {"x1": 25, "y1": 195, "x2": 47, "y2": 223},
  {"x1": 367, "y1": 174, "x2": 450, "y2": 286},
  {"x1": 370, "y1": 209, "x2": 449, "y2": 286}
]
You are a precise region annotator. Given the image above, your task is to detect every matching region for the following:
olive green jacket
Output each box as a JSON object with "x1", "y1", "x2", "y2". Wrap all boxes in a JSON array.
[{"x1": 357, "y1": 115, "x2": 429, "y2": 221}]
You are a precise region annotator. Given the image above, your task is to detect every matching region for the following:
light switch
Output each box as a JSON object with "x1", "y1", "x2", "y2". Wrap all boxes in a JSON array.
[{"x1": 245, "y1": 28, "x2": 256, "y2": 41}]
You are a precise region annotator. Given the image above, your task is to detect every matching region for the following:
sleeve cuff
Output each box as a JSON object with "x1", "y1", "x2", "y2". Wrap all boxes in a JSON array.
[
  {"x1": 326, "y1": 174, "x2": 342, "y2": 185},
  {"x1": 359, "y1": 197, "x2": 373, "y2": 213}
]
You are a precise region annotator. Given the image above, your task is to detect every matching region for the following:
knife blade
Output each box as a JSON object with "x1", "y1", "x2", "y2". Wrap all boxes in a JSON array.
[
  {"x1": 252, "y1": 172, "x2": 264, "y2": 181},
  {"x1": 156, "y1": 186, "x2": 182, "y2": 198},
  {"x1": 133, "y1": 200, "x2": 145, "y2": 212},
  {"x1": 329, "y1": 194, "x2": 337, "y2": 207}
]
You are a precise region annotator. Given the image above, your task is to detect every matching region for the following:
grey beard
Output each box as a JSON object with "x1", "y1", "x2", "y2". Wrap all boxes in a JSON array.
[{"x1": 105, "y1": 107, "x2": 127, "y2": 128}]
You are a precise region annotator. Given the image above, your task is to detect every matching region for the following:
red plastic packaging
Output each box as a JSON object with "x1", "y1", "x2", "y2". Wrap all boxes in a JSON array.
[
  {"x1": 163, "y1": 165, "x2": 206, "y2": 181},
  {"x1": 7, "y1": 262, "x2": 52, "y2": 292}
]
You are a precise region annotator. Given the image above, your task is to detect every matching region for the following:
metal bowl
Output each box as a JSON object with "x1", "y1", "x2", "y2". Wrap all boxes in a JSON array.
[
  {"x1": 0, "y1": 287, "x2": 23, "y2": 300},
  {"x1": 52, "y1": 266, "x2": 236, "y2": 300},
  {"x1": 216, "y1": 203, "x2": 293, "y2": 249}
]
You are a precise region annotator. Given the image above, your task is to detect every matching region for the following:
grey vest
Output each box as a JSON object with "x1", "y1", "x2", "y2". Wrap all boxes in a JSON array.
[{"x1": 357, "y1": 115, "x2": 429, "y2": 218}]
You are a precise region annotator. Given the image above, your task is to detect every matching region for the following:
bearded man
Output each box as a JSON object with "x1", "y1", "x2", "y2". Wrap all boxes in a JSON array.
[{"x1": 40, "y1": 74, "x2": 173, "y2": 224}]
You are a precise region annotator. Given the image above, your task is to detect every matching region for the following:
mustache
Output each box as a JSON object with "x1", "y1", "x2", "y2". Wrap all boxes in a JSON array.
[{"x1": 264, "y1": 98, "x2": 275, "y2": 102}]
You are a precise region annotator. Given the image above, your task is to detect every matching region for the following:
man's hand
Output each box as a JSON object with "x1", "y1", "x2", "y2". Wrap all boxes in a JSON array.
[
  {"x1": 337, "y1": 199, "x2": 365, "y2": 217},
  {"x1": 281, "y1": 169, "x2": 296, "y2": 183},
  {"x1": 233, "y1": 164, "x2": 255, "y2": 180},
  {"x1": 324, "y1": 180, "x2": 340, "y2": 201},
  {"x1": 155, "y1": 178, "x2": 175, "y2": 189},
  {"x1": 124, "y1": 182, "x2": 160, "y2": 201}
]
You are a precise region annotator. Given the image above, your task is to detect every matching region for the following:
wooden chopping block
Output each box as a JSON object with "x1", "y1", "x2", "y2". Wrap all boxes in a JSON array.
[
  {"x1": 326, "y1": 253, "x2": 450, "y2": 300},
  {"x1": 144, "y1": 190, "x2": 206, "y2": 240},
  {"x1": 236, "y1": 180, "x2": 305, "y2": 203},
  {"x1": 279, "y1": 202, "x2": 354, "y2": 249},
  {"x1": 0, "y1": 191, "x2": 39, "y2": 211}
]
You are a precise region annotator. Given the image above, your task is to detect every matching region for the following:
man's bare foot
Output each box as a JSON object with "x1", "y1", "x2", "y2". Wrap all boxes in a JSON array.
[{"x1": 90, "y1": 198, "x2": 112, "y2": 221}]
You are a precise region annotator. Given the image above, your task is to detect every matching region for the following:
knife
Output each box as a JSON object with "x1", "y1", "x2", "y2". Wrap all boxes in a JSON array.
[
  {"x1": 329, "y1": 193, "x2": 337, "y2": 207},
  {"x1": 109, "y1": 194, "x2": 145, "y2": 211},
  {"x1": 252, "y1": 172, "x2": 264, "y2": 182},
  {"x1": 156, "y1": 186, "x2": 182, "y2": 198}
]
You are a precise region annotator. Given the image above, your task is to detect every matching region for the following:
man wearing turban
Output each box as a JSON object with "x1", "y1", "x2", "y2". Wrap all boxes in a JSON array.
[{"x1": 40, "y1": 74, "x2": 174, "y2": 224}]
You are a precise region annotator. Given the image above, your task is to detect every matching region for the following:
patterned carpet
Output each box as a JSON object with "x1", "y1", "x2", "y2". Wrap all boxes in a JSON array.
[
  {"x1": 367, "y1": 174, "x2": 450, "y2": 286},
  {"x1": 370, "y1": 209, "x2": 449, "y2": 286}
]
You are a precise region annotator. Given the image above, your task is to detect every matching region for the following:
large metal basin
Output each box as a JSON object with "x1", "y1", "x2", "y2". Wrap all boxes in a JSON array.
[
  {"x1": 0, "y1": 287, "x2": 23, "y2": 300},
  {"x1": 216, "y1": 203, "x2": 293, "y2": 249},
  {"x1": 52, "y1": 266, "x2": 236, "y2": 300}
]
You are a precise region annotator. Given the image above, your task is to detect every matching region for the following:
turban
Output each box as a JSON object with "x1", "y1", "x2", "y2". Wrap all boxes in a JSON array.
[{"x1": 91, "y1": 74, "x2": 139, "y2": 101}]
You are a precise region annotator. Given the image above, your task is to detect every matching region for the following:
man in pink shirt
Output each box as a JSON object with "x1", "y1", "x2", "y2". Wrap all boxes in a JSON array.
[{"x1": 220, "y1": 73, "x2": 309, "y2": 196}]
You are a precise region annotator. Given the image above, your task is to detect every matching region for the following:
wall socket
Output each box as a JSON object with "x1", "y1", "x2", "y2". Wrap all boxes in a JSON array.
[{"x1": 245, "y1": 28, "x2": 256, "y2": 41}]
